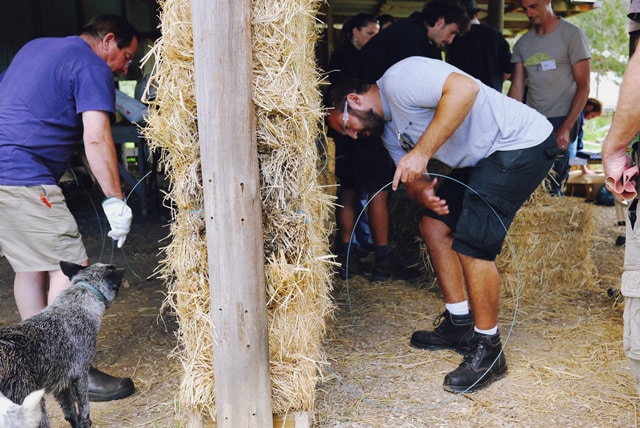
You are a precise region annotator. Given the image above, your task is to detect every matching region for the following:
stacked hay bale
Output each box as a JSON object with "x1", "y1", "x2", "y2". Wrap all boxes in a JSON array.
[
  {"x1": 496, "y1": 190, "x2": 598, "y2": 308},
  {"x1": 387, "y1": 185, "x2": 597, "y2": 307},
  {"x1": 142, "y1": 0, "x2": 333, "y2": 423},
  {"x1": 252, "y1": 0, "x2": 335, "y2": 415},
  {"x1": 140, "y1": 0, "x2": 215, "y2": 421}
]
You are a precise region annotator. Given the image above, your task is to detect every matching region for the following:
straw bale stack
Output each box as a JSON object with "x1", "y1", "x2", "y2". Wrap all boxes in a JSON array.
[
  {"x1": 497, "y1": 189, "x2": 598, "y2": 308},
  {"x1": 252, "y1": 0, "x2": 334, "y2": 414},
  {"x1": 141, "y1": 0, "x2": 334, "y2": 422},
  {"x1": 387, "y1": 184, "x2": 597, "y2": 306},
  {"x1": 140, "y1": 0, "x2": 215, "y2": 422}
]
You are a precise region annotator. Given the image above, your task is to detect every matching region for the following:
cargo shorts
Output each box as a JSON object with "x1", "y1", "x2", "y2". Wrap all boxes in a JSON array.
[
  {"x1": 0, "y1": 185, "x2": 87, "y2": 272},
  {"x1": 423, "y1": 133, "x2": 558, "y2": 261},
  {"x1": 623, "y1": 199, "x2": 640, "y2": 360}
]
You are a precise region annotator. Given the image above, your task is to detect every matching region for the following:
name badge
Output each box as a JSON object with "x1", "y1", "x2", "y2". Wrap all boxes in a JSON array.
[{"x1": 540, "y1": 59, "x2": 557, "y2": 71}]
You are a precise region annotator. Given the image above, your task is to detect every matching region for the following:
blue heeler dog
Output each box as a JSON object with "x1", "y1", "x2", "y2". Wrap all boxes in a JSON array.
[{"x1": 0, "y1": 261, "x2": 125, "y2": 428}]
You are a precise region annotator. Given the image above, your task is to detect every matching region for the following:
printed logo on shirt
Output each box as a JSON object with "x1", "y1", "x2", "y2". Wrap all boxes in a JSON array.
[{"x1": 524, "y1": 52, "x2": 554, "y2": 71}]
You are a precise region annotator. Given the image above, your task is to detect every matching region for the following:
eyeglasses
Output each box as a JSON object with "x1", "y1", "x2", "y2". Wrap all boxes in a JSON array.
[{"x1": 341, "y1": 101, "x2": 349, "y2": 135}]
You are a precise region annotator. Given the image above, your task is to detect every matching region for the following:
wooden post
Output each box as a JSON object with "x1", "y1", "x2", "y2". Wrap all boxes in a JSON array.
[
  {"x1": 191, "y1": 1, "x2": 273, "y2": 427},
  {"x1": 326, "y1": 0, "x2": 335, "y2": 60},
  {"x1": 487, "y1": 0, "x2": 505, "y2": 32}
]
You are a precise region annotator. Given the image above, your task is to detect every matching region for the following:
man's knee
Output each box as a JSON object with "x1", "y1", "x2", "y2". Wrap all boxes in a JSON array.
[{"x1": 419, "y1": 216, "x2": 451, "y2": 242}]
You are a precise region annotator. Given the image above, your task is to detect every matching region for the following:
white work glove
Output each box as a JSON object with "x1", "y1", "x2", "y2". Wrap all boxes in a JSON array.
[{"x1": 102, "y1": 197, "x2": 133, "y2": 248}]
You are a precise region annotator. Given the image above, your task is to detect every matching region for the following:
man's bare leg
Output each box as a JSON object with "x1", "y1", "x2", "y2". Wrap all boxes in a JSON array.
[
  {"x1": 459, "y1": 254, "x2": 499, "y2": 331},
  {"x1": 410, "y1": 216, "x2": 474, "y2": 351},
  {"x1": 13, "y1": 271, "x2": 47, "y2": 319}
]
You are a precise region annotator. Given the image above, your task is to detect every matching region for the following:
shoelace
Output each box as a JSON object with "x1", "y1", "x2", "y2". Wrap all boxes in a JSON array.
[
  {"x1": 459, "y1": 338, "x2": 487, "y2": 367},
  {"x1": 432, "y1": 311, "x2": 445, "y2": 326},
  {"x1": 432, "y1": 311, "x2": 449, "y2": 333}
]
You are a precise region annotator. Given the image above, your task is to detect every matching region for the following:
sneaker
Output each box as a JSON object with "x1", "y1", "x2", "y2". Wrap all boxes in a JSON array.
[
  {"x1": 410, "y1": 310, "x2": 474, "y2": 352},
  {"x1": 442, "y1": 332, "x2": 508, "y2": 393},
  {"x1": 337, "y1": 251, "x2": 361, "y2": 280}
]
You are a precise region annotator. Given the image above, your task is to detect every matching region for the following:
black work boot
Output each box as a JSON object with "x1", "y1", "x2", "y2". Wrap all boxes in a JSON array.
[
  {"x1": 88, "y1": 366, "x2": 135, "y2": 402},
  {"x1": 371, "y1": 253, "x2": 394, "y2": 282},
  {"x1": 337, "y1": 250, "x2": 361, "y2": 280},
  {"x1": 410, "y1": 310, "x2": 474, "y2": 352},
  {"x1": 371, "y1": 253, "x2": 419, "y2": 282},
  {"x1": 443, "y1": 332, "x2": 508, "y2": 393}
]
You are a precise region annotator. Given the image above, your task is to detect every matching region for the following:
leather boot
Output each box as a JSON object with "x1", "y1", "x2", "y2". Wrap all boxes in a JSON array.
[
  {"x1": 88, "y1": 366, "x2": 135, "y2": 402},
  {"x1": 337, "y1": 250, "x2": 361, "y2": 280},
  {"x1": 442, "y1": 332, "x2": 508, "y2": 393},
  {"x1": 410, "y1": 310, "x2": 475, "y2": 353}
]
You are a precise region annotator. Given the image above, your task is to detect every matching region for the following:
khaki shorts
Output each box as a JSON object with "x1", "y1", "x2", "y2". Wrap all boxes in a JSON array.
[
  {"x1": 0, "y1": 185, "x2": 87, "y2": 272},
  {"x1": 622, "y1": 206, "x2": 640, "y2": 359}
]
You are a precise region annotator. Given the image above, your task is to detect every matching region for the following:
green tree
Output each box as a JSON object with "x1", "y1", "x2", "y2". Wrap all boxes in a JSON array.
[{"x1": 569, "y1": 0, "x2": 629, "y2": 88}]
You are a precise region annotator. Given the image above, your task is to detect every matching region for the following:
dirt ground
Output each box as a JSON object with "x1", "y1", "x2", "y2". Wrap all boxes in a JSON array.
[
  {"x1": 314, "y1": 198, "x2": 636, "y2": 427},
  {"x1": 0, "y1": 180, "x2": 637, "y2": 427}
]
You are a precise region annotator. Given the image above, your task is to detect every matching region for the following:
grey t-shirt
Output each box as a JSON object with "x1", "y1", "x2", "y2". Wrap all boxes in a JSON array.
[
  {"x1": 377, "y1": 57, "x2": 553, "y2": 169},
  {"x1": 511, "y1": 18, "x2": 590, "y2": 118}
]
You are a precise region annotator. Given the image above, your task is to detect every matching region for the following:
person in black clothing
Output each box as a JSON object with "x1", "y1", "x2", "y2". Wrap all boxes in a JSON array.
[
  {"x1": 446, "y1": 0, "x2": 512, "y2": 92},
  {"x1": 329, "y1": 0, "x2": 470, "y2": 282},
  {"x1": 349, "y1": 0, "x2": 471, "y2": 82},
  {"x1": 327, "y1": 13, "x2": 380, "y2": 81},
  {"x1": 377, "y1": 14, "x2": 396, "y2": 30},
  {"x1": 327, "y1": 13, "x2": 381, "y2": 280}
]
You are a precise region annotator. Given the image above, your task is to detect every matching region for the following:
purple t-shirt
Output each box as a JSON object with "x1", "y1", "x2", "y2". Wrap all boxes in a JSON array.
[{"x1": 0, "y1": 36, "x2": 115, "y2": 185}]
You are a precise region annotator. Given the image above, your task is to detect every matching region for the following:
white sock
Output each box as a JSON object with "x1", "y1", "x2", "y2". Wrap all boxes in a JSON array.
[
  {"x1": 475, "y1": 326, "x2": 498, "y2": 336},
  {"x1": 445, "y1": 301, "x2": 469, "y2": 316}
]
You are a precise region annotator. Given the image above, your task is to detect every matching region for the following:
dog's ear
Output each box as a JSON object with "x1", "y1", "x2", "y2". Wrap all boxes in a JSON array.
[{"x1": 60, "y1": 261, "x2": 85, "y2": 279}]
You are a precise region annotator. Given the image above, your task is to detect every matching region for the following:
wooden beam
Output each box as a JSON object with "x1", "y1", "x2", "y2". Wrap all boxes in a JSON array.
[
  {"x1": 191, "y1": 1, "x2": 273, "y2": 427},
  {"x1": 327, "y1": 1, "x2": 335, "y2": 60},
  {"x1": 487, "y1": 0, "x2": 505, "y2": 32}
]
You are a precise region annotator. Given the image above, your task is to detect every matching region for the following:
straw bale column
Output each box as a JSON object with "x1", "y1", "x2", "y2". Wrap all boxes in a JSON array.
[{"x1": 143, "y1": 0, "x2": 333, "y2": 425}]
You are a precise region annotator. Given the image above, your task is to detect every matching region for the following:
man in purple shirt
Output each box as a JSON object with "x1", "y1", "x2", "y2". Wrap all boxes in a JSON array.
[{"x1": 0, "y1": 14, "x2": 138, "y2": 402}]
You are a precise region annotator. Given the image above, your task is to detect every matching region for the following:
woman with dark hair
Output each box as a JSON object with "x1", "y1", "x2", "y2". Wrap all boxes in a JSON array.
[{"x1": 328, "y1": 13, "x2": 379, "y2": 79}]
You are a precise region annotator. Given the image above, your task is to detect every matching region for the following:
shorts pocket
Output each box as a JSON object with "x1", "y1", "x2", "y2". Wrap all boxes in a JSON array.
[{"x1": 457, "y1": 192, "x2": 516, "y2": 257}]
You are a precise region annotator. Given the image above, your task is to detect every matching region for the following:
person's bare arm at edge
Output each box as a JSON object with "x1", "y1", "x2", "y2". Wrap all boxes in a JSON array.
[
  {"x1": 82, "y1": 110, "x2": 125, "y2": 200},
  {"x1": 507, "y1": 62, "x2": 526, "y2": 102},
  {"x1": 602, "y1": 49, "x2": 640, "y2": 200},
  {"x1": 392, "y1": 73, "x2": 479, "y2": 191},
  {"x1": 556, "y1": 59, "x2": 590, "y2": 149}
]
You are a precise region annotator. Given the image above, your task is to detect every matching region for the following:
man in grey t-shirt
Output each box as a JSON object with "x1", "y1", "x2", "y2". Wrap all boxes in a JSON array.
[
  {"x1": 508, "y1": 0, "x2": 590, "y2": 196},
  {"x1": 325, "y1": 56, "x2": 557, "y2": 393}
]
